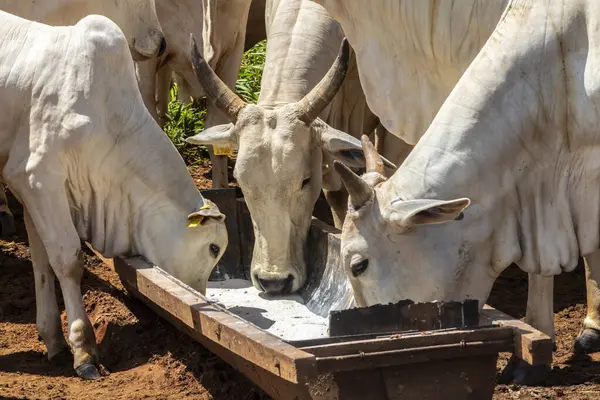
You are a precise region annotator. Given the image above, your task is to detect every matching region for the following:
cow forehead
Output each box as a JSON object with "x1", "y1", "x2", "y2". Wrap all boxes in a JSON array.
[{"x1": 235, "y1": 107, "x2": 314, "y2": 185}]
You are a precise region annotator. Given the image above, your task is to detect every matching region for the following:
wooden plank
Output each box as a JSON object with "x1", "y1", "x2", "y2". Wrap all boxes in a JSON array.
[
  {"x1": 380, "y1": 355, "x2": 498, "y2": 400},
  {"x1": 301, "y1": 326, "x2": 514, "y2": 358},
  {"x1": 481, "y1": 304, "x2": 553, "y2": 366},
  {"x1": 315, "y1": 339, "x2": 510, "y2": 373},
  {"x1": 113, "y1": 256, "x2": 317, "y2": 384},
  {"x1": 328, "y1": 300, "x2": 479, "y2": 336},
  {"x1": 119, "y1": 276, "x2": 311, "y2": 400}
]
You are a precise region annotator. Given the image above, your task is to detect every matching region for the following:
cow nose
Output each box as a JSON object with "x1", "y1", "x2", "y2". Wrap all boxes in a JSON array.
[
  {"x1": 257, "y1": 275, "x2": 294, "y2": 295},
  {"x1": 158, "y1": 36, "x2": 167, "y2": 57}
]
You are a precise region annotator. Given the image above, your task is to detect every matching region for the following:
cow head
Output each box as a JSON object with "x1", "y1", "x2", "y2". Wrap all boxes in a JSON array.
[
  {"x1": 101, "y1": 0, "x2": 166, "y2": 59},
  {"x1": 151, "y1": 199, "x2": 228, "y2": 294},
  {"x1": 334, "y1": 136, "x2": 496, "y2": 308},
  {"x1": 186, "y1": 35, "x2": 379, "y2": 294}
]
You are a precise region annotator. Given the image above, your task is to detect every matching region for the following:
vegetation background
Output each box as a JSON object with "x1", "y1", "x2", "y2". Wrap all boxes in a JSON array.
[{"x1": 163, "y1": 40, "x2": 266, "y2": 164}]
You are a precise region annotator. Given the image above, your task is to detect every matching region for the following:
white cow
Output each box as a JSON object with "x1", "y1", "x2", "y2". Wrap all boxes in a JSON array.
[
  {"x1": 138, "y1": 0, "x2": 253, "y2": 124},
  {"x1": 0, "y1": 0, "x2": 166, "y2": 59},
  {"x1": 0, "y1": 0, "x2": 167, "y2": 237},
  {"x1": 186, "y1": 0, "x2": 388, "y2": 295},
  {"x1": 314, "y1": 0, "x2": 599, "y2": 369},
  {"x1": 331, "y1": 0, "x2": 600, "y2": 380},
  {"x1": 0, "y1": 11, "x2": 227, "y2": 379}
]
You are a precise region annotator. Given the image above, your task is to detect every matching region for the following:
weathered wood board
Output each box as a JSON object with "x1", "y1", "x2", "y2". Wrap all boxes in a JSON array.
[
  {"x1": 328, "y1": 299, "x2": 480, "y2": 336},
  {"x1": 480, "y1": 304, "x2": 553, "y2": 366},
  {"x1": 106, "y1": 250, "x2": 555, "y2": 399}
]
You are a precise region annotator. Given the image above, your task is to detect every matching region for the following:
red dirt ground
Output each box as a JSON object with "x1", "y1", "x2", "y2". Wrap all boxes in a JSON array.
[{"x1": 1, "y1": 168, "x2": 600, "y2": 399}]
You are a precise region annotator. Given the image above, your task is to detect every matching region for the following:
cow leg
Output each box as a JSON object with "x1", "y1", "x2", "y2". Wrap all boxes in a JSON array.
[
  {"x1": 24, "y1": 207, "x2": 68, "y2": 360},
  {"x1": 156, "y1": 65, "x2": 173, "y2": 128},
  {"x1": 574, "y1": 251, "x2": 600, "y2": 354},
  {"x1": 135, "y1": 58, "x2": 159, "y2": 123},
  {"x1": 0, "y1": 187, "x2": 16, "y2": 237},
  {"x1": 525, "y1": 274, "x2": 556, "y2": 342},
  {"x1": 8, "y1": 173, "x2": 100, "y2": 380},
  {"x1": 175, "y1": 74, "x2": 192, "y2": 105},
  {"x1": 499, "y1": 273, "x2": 553, "y2": 385}
]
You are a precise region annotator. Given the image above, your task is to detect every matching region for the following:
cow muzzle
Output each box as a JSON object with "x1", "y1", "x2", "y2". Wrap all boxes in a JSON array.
[{"x1": 256, "y1": 274, "x2": 295, "y2": 295}]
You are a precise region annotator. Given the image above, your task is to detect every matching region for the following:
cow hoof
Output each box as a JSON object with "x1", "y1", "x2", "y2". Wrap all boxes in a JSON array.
[
  {"x1": 75, "y1": 363, "x2": 102, "y2": 380},
  {"x1": 574, "y1": 328, "x2": 600, "y2": 354},
  {"x1": 498, "y1": 355, "x2": 549, "y2": 385},
  {"x1": 0, "y1": 212, "x2": 16, "y2": 237}
]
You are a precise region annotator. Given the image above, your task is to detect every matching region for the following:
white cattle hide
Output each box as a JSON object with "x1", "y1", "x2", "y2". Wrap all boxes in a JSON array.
[
  {"x1": 0, "y1": 11, "x2": 227, "y2": 378},
  {"x1": 334, "y1": 0, "x2": 600, "y2": 347},
  {"x1": 0, "y1": 0, "x2": 166, "y2": 59}
]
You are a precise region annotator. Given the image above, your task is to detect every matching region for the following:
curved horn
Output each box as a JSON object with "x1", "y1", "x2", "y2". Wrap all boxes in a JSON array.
[
  {"x1": 361, "y1": 135, "x2": 385, "y2": 174},
  {"x1": 189, "y1": 34, "x2": 247, "y2": 121},
  {"x1": 296, "y1": 38, "x2": 350, "y2": 125},
  {"x1": 333, "y1": 160, "x2": 373, "y2": 210}
]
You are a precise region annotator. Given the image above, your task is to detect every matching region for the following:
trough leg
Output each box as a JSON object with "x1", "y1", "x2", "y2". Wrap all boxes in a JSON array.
[
  {"x1": 574, "y1": 250, "x2": 600, "y2": 354},
  {"x1": 9, "y1": 172, "x2": 100, "y2": 380},
  {"x1": 498, "y1": 273, "x2": 553, "y2": 385},
  {"x1": 0, "y1": 187, "x2": 16, "y2": 237},
  {"x1": 25, "y1": 208, "x2": 68, "y2": 361},
  {"x1": 205, "y1": 105, "x2": 231, "y2": 189}
]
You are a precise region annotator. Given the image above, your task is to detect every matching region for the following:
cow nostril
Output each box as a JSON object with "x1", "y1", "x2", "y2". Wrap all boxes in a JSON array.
[
  {"x1": 258, "y1": 275, "x2": 295, "y2": 295},
  {"x1": 158, "y1": 37, "x2": 167, "y2": 57}
]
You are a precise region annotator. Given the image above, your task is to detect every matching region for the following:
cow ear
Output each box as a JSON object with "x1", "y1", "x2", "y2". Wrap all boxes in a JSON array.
[
  {"x1": 187, "y1": 200, "x2": 226, "y2": 227},
  {"x1": 318, "y1": 121, "x2": 366, "y2": 168},
  {"x1": 186, "y1": 123, "x2": 236, "y2": 147},
  {"x1": 317, "y1": 120, "x2": 396, "y2": 169},
  {"x1": 385, "y1": 198, "x2": 471, "y2": 227}
]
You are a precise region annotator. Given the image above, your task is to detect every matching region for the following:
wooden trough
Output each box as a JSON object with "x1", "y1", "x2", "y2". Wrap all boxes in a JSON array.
[{"x1": 96, "y1": 189, "x2": 553, "y2": 400}]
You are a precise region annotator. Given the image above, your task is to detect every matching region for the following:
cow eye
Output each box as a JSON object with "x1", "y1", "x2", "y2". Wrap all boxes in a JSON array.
[
  {"x1": 301, "y1": 177, "x2": 311, "y2": 189},
  {"x1": 209, "y1": 244, "x2": 220, "y2": 258},
  {"x1": 351, "y1": 259, "x2": 369, "y2": 278}
]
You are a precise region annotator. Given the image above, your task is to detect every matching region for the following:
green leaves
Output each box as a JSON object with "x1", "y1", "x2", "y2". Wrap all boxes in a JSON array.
[
  {"x1": 236, "y1": 40, "x2": 266, "y2": 104},
  {"x1": 163, "y1": 40, "x2": 267, "y2": 163}
]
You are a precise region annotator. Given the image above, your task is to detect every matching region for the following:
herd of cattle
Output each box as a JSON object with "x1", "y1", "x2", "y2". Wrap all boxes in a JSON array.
[{"x1": 0, "y1": 0, "x2": 599, "y2": 386}]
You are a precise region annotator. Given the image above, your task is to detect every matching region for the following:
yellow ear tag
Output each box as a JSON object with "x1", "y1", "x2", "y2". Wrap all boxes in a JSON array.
[
  {"x1": 213, "y1": 145, "x2": 233, "y2": 157},
  {"x1": 187, "y1": 204, "x2": 212, "y2": 227},
  {"x1": 187, "y1": 216, "x2": 205, "y2": 228}
]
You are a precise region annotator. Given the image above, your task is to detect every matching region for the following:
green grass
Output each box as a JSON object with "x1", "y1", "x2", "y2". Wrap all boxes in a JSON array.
[{"x1": 163, "y1": 40, "x2": 266, "y2": 163}]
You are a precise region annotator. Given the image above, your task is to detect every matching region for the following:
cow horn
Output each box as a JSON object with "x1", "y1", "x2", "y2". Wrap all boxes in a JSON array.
[
  {"x1": 189, "y1": 34, "x2": 246, "y2": 121},
  {"x1": 333, "y1": 161, "x2": 373, "y2": 210},
  {"x1": 361, "y1": 135, "x2": 385, "y2": 174},
  {"x1": 296, "y1": 38, "x2": 350, "y2": 125}
]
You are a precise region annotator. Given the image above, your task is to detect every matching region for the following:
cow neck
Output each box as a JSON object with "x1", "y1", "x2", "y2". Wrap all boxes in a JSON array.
[
  {"x1": 72, "y1": 110, "x2": 203, "y2": 259},
  {"x1": 390, "y1": 0, "x2": 591, "y2": 277},
  {"x1": 257, "y1": 0, "x2": 344, "y2": 108}
]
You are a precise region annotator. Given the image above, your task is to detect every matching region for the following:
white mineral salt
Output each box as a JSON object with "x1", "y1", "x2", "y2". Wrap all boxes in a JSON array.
[{"x1": 206, "y1": 279, "x2": 328, "y2": 341}]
